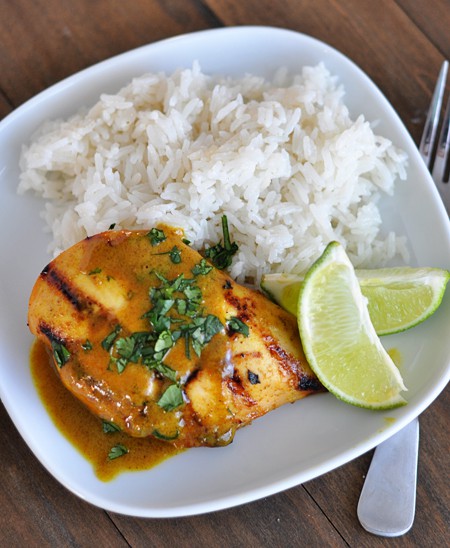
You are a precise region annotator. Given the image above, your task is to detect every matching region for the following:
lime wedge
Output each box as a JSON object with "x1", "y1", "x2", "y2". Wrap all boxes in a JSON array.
[
  {"x1": 357, "y1": 267, "x2": 449, "y2": 335},
  {"x1": 297, "y1": 241, "x2": 407, "y2": 409},
  {"x1": 261, "y1": 266, "x2": 449, "y2": 336},
  {"x1": 261, "y1": 273, "x2": 302, "y2": 316}
]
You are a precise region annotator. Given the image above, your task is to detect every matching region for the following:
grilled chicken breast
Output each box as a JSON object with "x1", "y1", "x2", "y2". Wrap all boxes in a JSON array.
[{"x1": 28, "y1": 226, "x2": 323, "y2": 447}]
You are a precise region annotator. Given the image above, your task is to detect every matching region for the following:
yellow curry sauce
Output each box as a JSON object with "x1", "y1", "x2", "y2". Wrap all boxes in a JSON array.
[
  {"x1": 28, "y1": 224, "x2": 320, "y2": 477},
  {"x1": 30, "y1": 339, "x2": 183, "y2": 481}
]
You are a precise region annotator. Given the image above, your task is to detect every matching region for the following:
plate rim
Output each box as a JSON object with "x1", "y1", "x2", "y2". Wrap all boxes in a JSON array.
[{"x1": 1, "y1": 25, "x2": 449, "y2": 518}]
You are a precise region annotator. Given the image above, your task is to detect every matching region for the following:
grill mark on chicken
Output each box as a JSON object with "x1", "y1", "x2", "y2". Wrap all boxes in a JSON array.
[
  {"x1": 28, "y1": 227, "x2": 322, "y2": 448},
  {"x1": 237, "y1": 351, "x2": 262, "y2": 360},
  {"x1": 223, "y1": 291, "x2": 254, "y2": 322},
  {"x1": 43, "y1": 265, "x2": 84, "y2": 311},
  {"x1": 183, "y1": 368, "x2": 200, "y2": 388},
  {"x1": 263, "y1": 333, "x2": 318, "y2": 392},
  {"x1": 41, "y1": 263, "x2": 121, "y2": 322},
  {"x1": 38, "y1": 321, "x2": 66, "y2": 345},
  {"x1": 299, "y1": 375, "x2": 323, "y2": 391},
  {"x1": 225, "y1": 376, "x2": 257, "y2": 406}
]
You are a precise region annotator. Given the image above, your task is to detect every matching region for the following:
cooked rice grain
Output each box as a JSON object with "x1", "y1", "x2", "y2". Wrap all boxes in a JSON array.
[{"x1": 19, "y1": 62, "x2": 408, "y2": 283}]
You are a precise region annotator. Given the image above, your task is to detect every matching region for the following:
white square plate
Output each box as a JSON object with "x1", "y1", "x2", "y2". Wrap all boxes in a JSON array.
[{"x1": 0, "y1": 26, "x2": 449, "y2": 517}]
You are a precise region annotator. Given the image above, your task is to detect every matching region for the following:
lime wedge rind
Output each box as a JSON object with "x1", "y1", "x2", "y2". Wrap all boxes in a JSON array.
[
  {"x1": 297, "y1": 241, "x2": 407, "y2": 411},
  {"x1": 261, "y1": 266, "x2": 450, "y2": 336},
  {"x1": 358, "y1": 267, "x2": 450, "y2": 335}
]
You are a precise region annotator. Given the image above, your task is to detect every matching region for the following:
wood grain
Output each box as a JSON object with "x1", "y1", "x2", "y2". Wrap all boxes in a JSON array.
[
  {"x1": 204, "y1": 0, "x2": 448, "y2": 144},
  {"x1": 0, "y1": 402, "x2": 128, "y2": 547},
  {"x1": 0, "y1": 0, "x2": 220, "y2": 107},
  {"x1": 304, "y1": 389, "x2": 450, "y2": 546},
  {"x1": 396, "y1": 0, "x2": 450, "y2": 58},
  {"x1": 0, "y1": 1, "x2": 449, "y2": 546},
  {"x1": 109, "y1": 491, "x2": 347, "y2": 547}
]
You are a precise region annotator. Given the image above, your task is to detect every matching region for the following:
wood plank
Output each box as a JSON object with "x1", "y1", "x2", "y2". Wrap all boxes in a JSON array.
[
  {"x1": 0, "y1": 93, "x2": 12, "y2": 119},
  {"x1": 396, "y1": 0, "x2": 450, "y2": 58},
  {"x1": 1, "y1": 1, "x2": 448, "y2": 545},
  {"x1": 0, "y1": 402, "x2": 128, "y2": 547},
  {"x1": 0, "y1": 0, "x2": 222, "y2": 109},
  {"x1": 304, "y1": 389, "x2": 450, "y2": 546},
  {"x1": 109, "y1": 488, "x2": 347, "y2": 547},
  {"x1": 204, "y1": 0, "x2": 447, "y2": 144}
]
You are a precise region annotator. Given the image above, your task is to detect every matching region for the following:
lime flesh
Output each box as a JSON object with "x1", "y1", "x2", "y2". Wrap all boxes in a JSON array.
[
  {"x1": 297, "y1": 242, "x2": 407, "y2": 410},
  {"x1": 261, "y1": 266, "x2": 449, "y2": 336}
]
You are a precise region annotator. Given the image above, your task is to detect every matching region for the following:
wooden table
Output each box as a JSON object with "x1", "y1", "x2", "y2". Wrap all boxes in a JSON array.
[{"x1": 1, "y1": 1, "x2": 449, "y2": 546}]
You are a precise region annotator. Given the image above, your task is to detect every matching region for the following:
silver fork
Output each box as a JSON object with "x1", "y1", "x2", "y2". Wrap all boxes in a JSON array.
[
  {"x1": 420, "y1": 60, "x2": 450, "y2": 213},
  {"x1": 357, "y1": 60, "x2": 450, "y2": 537}
]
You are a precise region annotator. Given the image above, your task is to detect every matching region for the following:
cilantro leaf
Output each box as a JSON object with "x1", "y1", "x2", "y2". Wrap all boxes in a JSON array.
[
  {"x1": 227, "y1": 316, "x2": 250, "y2": 337},
  {"x1": 180, "y1": 314, "x2": 224, "y2": 358},
  {"x1": 191, "y1": 258, "x2": 213, "y2": 276},
  {"x1": 101, "y1": 325, "x2": 122, "y2": 351},
  {"x1": 153, "y1": 245, "x2": 182, "y2": 264},
  {"x1": 176, "y1": 298, "x2": 187, "y2": 315},
  {"x1": 111, "y1": 356, "x2": 129, "y2": 374},
  {"x1": 107, "y1": 444, "x2": 128, "y2": 460},
  {"x1": 51, "y1": 340, "x2": 70, "y2": 368},
  {"x1": 157, "y1": 384, "x2": 184, "y2": 411},
  {"x1": 183, "y1": 284, "x2": 202, "y2": 304},
  {"x1": 169, "y1": 246, "x2": 182, "y2": 264},
  {"x1": 102, "y1": 420, "x2": 121, "y2": 433},
  {"x1": 81, "y1": 339, "x2": 93, "y2": 351},
  {"x1": 115, "y1": 336, "x2": 136, "y2": 359},
  {"x1": 154, "y1": 330, "x2": 174, "y2": 353},
  {"x1": 147, "y1": 227, "x2": 166, "y2": 246},
  {"x1": 152, "y1": 429, "x2": 179, "y2": 441},
  {"x1": 152, "y1": 362, "x2": 177, "y2": 382},
  {"x1": 204, "y1": 215, "x2": 238, "y2": 270}
]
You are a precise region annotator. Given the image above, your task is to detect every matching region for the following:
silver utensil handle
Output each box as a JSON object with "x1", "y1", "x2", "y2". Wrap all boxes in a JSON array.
[{"x1": 357, "y1": 417, "x2": 419, "y2": 537}]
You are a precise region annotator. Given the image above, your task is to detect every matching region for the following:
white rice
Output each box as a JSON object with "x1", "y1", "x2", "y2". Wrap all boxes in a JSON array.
[{"x1": 18, "y1": 62, "x2": 408, "y2": 284}]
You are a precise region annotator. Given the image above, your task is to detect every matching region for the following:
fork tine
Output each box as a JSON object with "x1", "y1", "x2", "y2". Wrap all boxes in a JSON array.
[
  {"x1": 432, "y1": 92, "x2": 450, "y2": 184},
  {"x1": 419, "y1": 61, "x2": 448, "y2": 169}
]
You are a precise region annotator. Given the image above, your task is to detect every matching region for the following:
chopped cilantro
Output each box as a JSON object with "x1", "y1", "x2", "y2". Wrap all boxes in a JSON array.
[
  {"x1": 111, "y1": 332, "x2": 158, "y2": 371},
  {"x1": 101, "y1": 325, "x2": 122, "y2": 351},
  {"x1": 107, "y1": 444, "x2": 128, "y2": 460},
  {"x1": 110, "y1": 355, "x2": 129, "y2": 374},
  {"x1": 191, "y1": 258, "x2": 213, "y2": 276},
  {"x1": 183, "y1": 284, "x2": 202, "y2": 306},
  {"x1": 51, "y1": 340, "x2": 70, "y2": 368},
  {"x1": 115, "y1": 336, "x2": 136, "y2": 359},
  {"x1": 204, "y1": 215, "x2": 238, "y2": 270},
  {"x1": 88, "y1": 267, "x2": 102, "y2": 275},
  {"x1": 157, "y1": 384, "x2": 184, "y2": 411},
  {"x1": 108, "y1": 223, "x2": 116, "y2": 230},
  {"x1": 102, "y1": 420, "x2": 121, "y2": 433},
  {"x1": 147, "y1": 227, "x2": 166, "y2": 246},
  {"x1": 169, "y1": 246, "x2": 182, "y2": 264},
  {"x1": 152, "y1": 429, "x2": 179, "y2": 441},
  {"x1": 152, "y1": 362, "x2": 177, "y2": 382},
  {"x1": 176, "y1": 298, "x2": 187, "y2": 315},
  {"x1": 154, "y1": 330, "x2": 174, "y2": 353},
  {"x1": 153, "y1": 245, "x2": 182, "y2": 264},
  {"x1": 175, "y1": 314, "x2": 224, "y2": 358},
  {"x1": 81, "y1": 339, "x2": 93, "y2": 351},
  {"x1": 227, "y1": 316, "x2": 250, "y2": 337},
  {"x1": 99, "y1": 255, "x2": 225, "y2": 414}
]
